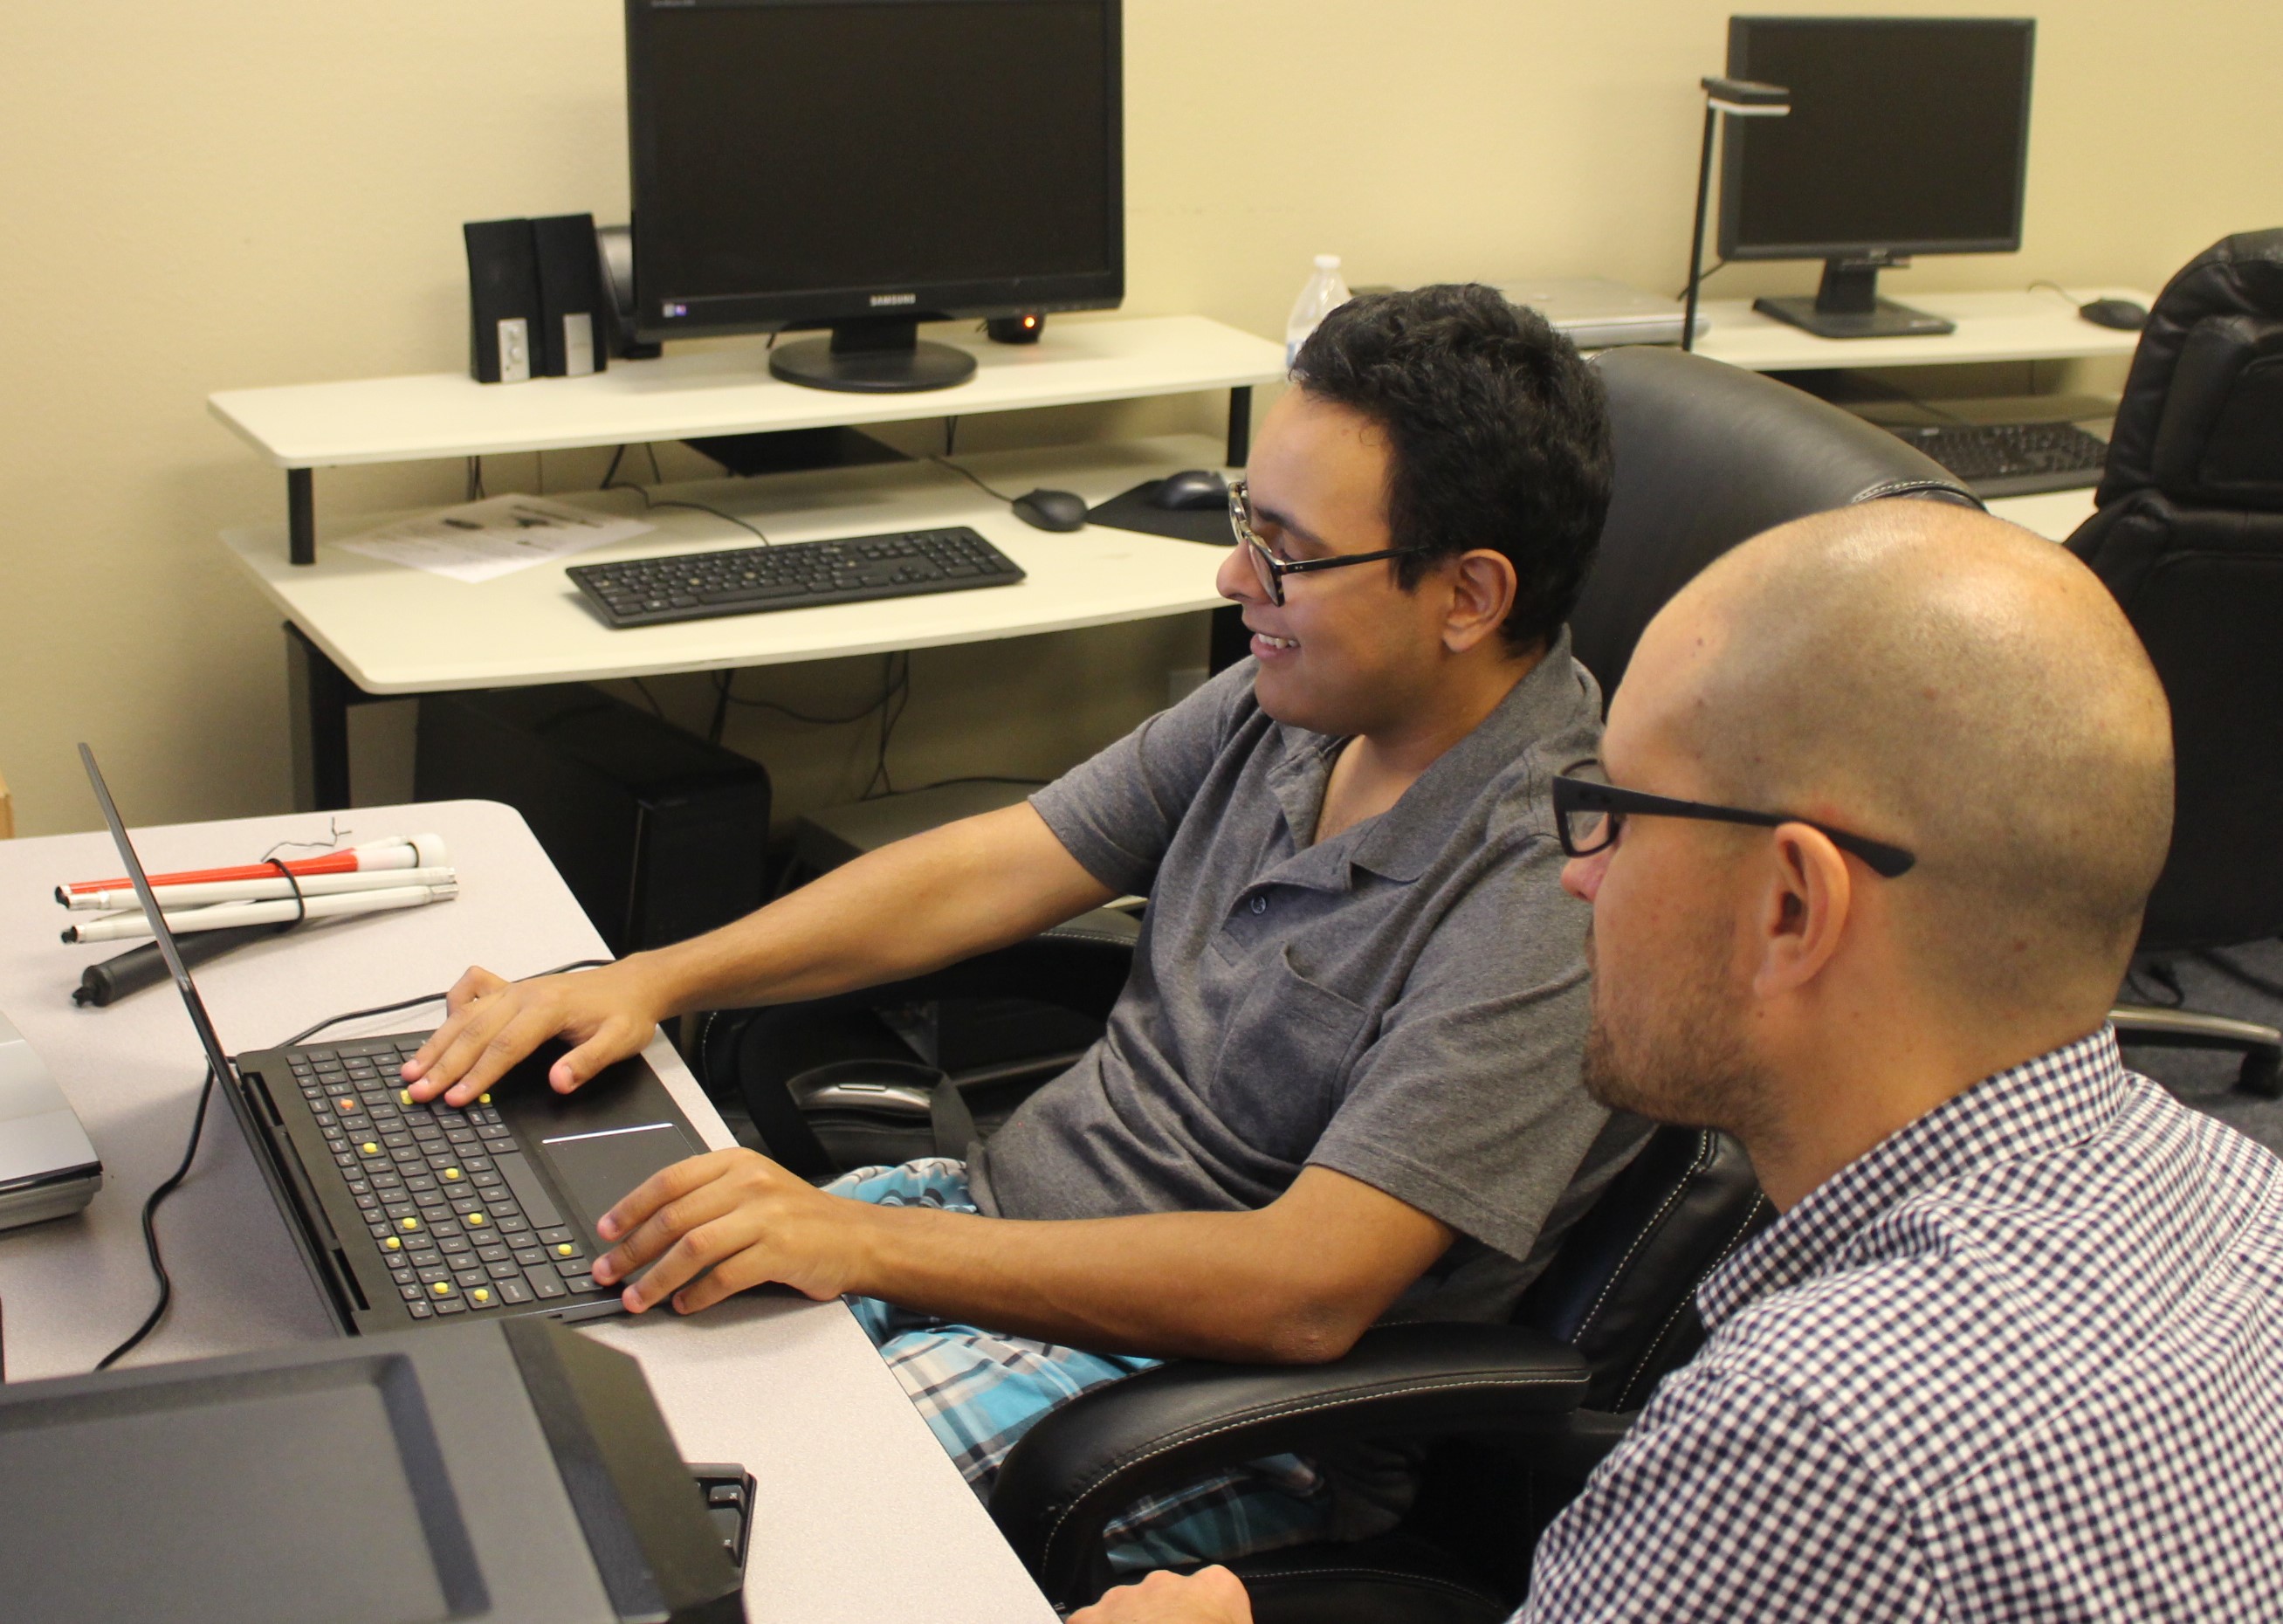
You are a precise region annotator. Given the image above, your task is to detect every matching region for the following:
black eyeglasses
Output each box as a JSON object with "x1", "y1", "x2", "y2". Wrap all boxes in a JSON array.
[
  {"x1": 1551, "y1": 774, "x2": 1917, "y2": 878},
  {"x1": 1227, "y1": 479, "x2": 1418, "y2": 607}
]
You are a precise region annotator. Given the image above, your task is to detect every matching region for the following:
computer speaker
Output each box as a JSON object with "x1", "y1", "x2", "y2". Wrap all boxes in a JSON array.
[
  {"x1": 464, "y1": 217, "x2": 540, "y2": 383},
  {"x1": 532, "y1": 213, "x2": 608, "y2": 378}
]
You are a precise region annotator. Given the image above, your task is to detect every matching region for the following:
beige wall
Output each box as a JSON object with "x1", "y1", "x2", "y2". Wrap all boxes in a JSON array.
[{"x1": 3, "y1": 0, "x2": 2274, "y2": 838}]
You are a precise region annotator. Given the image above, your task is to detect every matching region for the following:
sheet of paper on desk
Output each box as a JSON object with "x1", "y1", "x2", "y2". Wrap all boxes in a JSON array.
[{"x1": 334, "y1": 495, "x2": 651, "y2": 583}]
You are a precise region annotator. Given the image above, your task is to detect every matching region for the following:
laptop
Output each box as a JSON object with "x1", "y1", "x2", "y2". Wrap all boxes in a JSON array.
[
  {"x1": 80, "y1": 745, "x2": 707, "y2": 1335},
  {"x1": 1493, "y1": 276, "x2": 1709, "y2": 350},
  {"x1": 0, "y1": 1006, "x2": 103, "y2": 1232}
]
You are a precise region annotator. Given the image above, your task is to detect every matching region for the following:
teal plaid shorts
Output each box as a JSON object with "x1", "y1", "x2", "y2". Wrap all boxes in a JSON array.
[{"x1": 829, "y1": 1157, "x2": 1335, "y2": 1572}]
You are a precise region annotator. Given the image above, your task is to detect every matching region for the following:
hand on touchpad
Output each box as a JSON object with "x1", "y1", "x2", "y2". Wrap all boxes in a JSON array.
[{"x1": 541, "y1": 1121, "x2": 697, "y2": 1238}]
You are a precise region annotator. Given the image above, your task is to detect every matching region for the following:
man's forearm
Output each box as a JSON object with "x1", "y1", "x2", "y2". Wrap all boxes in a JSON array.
[
  {"x1": 634, "y1": 803, "x2": 1113, "y2": 1017},
  {"x1": 842, "y1": 1201, "x2": 1366, "y2": 1362},
  {"x1": 598, "y1": 1159, "x2": 1452, "y2": 1355}
]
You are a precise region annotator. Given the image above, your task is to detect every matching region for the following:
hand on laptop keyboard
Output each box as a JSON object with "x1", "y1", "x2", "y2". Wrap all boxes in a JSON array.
[
  {"x1": 590, "y1": 1147, "x2": 859, "y2": 1314},
  {"x1": 402, "y1": 960, "x2": 670, "y2": 1106}
]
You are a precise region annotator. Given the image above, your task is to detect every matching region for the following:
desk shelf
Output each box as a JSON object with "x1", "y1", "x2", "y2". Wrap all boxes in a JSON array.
[
  {"x1": 210, "y1": 314, "x2": 1285, "y2": 565},
  {"x1": 1690, "y1": 288, "x2": 2152, "y2": 373}
]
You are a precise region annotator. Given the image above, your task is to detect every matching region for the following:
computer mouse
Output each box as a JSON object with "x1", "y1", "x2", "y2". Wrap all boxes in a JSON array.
[
  {"x1": 1151, "y1": 470, "x2": 1229, "y2": 511},
  {"x1": 1012, "y1": 488, "x2": 1089, "y2": 532},
  {"x1": 2080, "y1": 298, "x2": 2149, "y2": 332}
]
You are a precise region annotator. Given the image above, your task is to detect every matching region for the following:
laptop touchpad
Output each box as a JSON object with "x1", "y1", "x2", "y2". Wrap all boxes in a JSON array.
[{"x1": 540, "y1": 1122, "x2": 698, "y2": 1234}]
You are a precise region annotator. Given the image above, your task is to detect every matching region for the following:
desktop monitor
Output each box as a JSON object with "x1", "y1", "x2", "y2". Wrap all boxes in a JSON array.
[
  {"x1": 625, "y1": 0, "x2": 1124, "y2": 393},
  {"x1": 1718, "y1": 16, "x2": 2035, "y2": 339}
]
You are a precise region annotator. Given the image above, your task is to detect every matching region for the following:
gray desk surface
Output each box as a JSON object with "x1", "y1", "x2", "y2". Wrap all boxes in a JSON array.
[{"x1": 0, "y1": 798, "x2": 1054, "y2": 1624}]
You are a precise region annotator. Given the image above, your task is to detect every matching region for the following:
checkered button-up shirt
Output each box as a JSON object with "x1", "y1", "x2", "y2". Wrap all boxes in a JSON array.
[{"x1": 1522, "y1": 1027, "x2": 2283, "y2": 1621}]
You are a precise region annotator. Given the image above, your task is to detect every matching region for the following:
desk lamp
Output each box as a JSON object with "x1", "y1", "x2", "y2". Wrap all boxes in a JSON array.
[{"x1": 1681, "y1": 76, "x2": 1791, "y2": 353}]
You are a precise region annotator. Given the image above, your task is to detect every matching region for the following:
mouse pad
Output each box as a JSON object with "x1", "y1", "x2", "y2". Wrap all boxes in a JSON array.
[
  {"x1": 540, "y1": 1119, "x2": 699, "y2": 1235},
  {"x1": 1086, "y1": 481, "x2": 1237, "y2": 547}
]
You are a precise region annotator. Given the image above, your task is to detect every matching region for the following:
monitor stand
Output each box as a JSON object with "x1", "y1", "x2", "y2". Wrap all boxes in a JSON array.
[
  {"x1": 1753, "y1": 256, "x2": 1956, "y2": 341},
  {"x1": 768, "y1": 316, "x2": 978, "y2": 394}
]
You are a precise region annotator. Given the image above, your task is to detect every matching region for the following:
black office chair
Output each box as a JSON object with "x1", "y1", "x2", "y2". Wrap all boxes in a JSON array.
[
  {"x1": 989, "y1": 1125, "x2": 1769, "y2": 1619},
  {"x1": 1570, "y1": 344, "x2": 1981, "y2": 695},
  {"x1": 2066, "y1": 229, "x2": 2283, "y2": 1098}
]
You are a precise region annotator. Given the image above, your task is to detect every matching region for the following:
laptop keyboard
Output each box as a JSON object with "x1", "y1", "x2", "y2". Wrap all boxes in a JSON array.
[{"x1": 285, "y1": 1036, "x2": 602, "y2": 1319}]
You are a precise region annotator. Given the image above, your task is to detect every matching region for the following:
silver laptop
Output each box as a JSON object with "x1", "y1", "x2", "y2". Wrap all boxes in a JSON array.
[
  {"x1": 0, "y1": 1008, "x2": 102, "y2": 1232},
  {"x1": 1495, "y1": 276, "x2": 1708, "y2": 349}
]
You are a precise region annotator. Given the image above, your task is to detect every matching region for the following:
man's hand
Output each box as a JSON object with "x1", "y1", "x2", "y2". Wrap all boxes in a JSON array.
[
  {"x1": 1070, "y1": 1567, "x2": 1255, "y2": 1624},
  {"x1": 592, "y1": 1148, "x2": 871, "y2": 1312},
  {"x1": 402, "y1": 959, "x2": 669, "y2": 1107}
]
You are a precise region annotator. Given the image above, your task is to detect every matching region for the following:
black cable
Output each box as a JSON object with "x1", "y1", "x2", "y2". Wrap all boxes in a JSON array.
[
  {"x1": 281, "y1": 957, "x2": 612, "y2": 1048},
  {"x1": 601, "y1": 444, "x2": 627, "y2": 491},
  {"x1": 707, "y1": 670, "x2": 732, "y2": 746},
  {"x1": 1674, "y1": 258, "x2": 1729, "y2": 301},
  {"x1": 945, "y1": 416, "x2": 959, "y2": 457},
  {"x1": 93, "y1": 956, "x2": 613, "y2": 1372},
  {"x1": 629, "y1": 678, "x2": 667, "y2": 719},
  {"x1": 646, "y1": 444, "x2": 664, "y2": 483},
  {"x1": 94, "y1": 1063, "x2": 223, "y2": 1371},
  {"x1": 609, "y1": 482, "x2": 774, "y2": 546},
  {"x1": 259, "y1": 819, "x2": 348, "y2": 864},
  {"x1": 862, "y1": 652, "x2": 915, "y2": 799},
  {"x1": 712, "y1": 668, "x2": 901, "y2": 726},
  {"x1": 931, "y1": 455, "x2": 1018, "y2": 506}
]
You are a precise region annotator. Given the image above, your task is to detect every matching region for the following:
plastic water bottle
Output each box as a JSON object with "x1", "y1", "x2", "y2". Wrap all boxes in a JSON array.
[{"x1": 1285, "y1": 254, "x2": 1352, "y2": 369}]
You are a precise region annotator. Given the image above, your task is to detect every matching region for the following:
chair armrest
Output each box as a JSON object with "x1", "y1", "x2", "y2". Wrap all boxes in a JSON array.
[{"x1": 990, "y1": 1323, "x2": 1589, "y2": 1607}]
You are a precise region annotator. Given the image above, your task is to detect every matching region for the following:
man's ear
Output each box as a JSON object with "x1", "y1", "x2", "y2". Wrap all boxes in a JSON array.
[
  {"x1": 1750, "y1": 825, "x2": 1853, "y2": 1001},
  {"x1": 1442, "y1": 549, "x2": 1520, "y2": 653}
]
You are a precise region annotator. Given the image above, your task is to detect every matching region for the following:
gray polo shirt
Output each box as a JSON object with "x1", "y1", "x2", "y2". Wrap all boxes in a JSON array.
[{"x1": 970, "y1": 630, "x2": 1639, "y2": 1325}]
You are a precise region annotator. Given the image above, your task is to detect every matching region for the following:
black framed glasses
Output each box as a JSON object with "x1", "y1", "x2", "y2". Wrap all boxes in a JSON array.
[
  {"x1": 1551, "y1": 774, "x2": 1917, "y2": 878},
  {"x1": 1227, "y1": 479, "x2": 1418, "y2": 607}
]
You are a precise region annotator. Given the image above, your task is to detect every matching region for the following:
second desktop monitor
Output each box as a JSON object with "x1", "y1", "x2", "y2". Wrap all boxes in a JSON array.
[
  {"x1": 1721, "y1": 16, "x2": 2036, "y2": 339},
  {"x1": 625, "y1": 0, "x2": 1125, "y2": 392}
]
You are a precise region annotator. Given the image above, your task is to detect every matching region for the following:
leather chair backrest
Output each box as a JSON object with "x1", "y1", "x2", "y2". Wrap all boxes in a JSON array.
[
  {"x1": 2092, "y1": 229, "x2": 2283, "y2": 512},
  {"x1": 2068, "y1": 229, "x2": 2283, "y2": 949},
  {"x1": 1513, "y1": 1125, "x2": 1771, "y2": 1412},
  {"x1": 1569, "y1": 347, "x2": 1977, "y2": 698}
]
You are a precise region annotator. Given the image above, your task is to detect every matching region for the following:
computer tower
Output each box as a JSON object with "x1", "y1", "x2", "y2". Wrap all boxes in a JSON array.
[{"x1": 415, "y1": 685, "x2": 770, "y2": 955}]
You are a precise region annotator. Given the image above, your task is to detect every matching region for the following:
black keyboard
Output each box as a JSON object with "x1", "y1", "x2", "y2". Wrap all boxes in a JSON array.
[
  {"x1": 285, "y1": 1036, "x2": 602, "y2": 1320},
  {"x1": 1887, "y1": 421, "x2": 2111, "y2": 498},
  {"x1": 568, "y1": 526, "x2": 1026, "y2": 629}
]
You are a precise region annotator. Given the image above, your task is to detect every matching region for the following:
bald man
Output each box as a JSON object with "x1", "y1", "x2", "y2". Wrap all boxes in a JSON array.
[{"x1": 1076, "y1": 502, "x2": 2283, "y2": 1622}]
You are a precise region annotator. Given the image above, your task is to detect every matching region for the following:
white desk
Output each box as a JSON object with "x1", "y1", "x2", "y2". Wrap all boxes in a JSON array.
[
  {"x1": 1985, "y1": 487, "x2": 2099, "y2": 542},
  {"x1": 223, "y1": 432, "x2": 1237, "y2": 809},
  {"x1": 226, "y1": 436, "x2": 1233, "y2": 696},
  {"x1": 0, "y1": 800, "x2": 1055, "y2": 1624},
  {"x1": 210, "y1": 314, "x2": 1286, "y2": 566},
  {"x1": 210, "y1": 312, "x2": 1280, "y2": 811},
  {"x1": 1691, "y1": 288, "x2": 2153, "y2": 373},
  {"x1": 1684, "y1": 287, "x2": 2139, "y2": 548}
]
